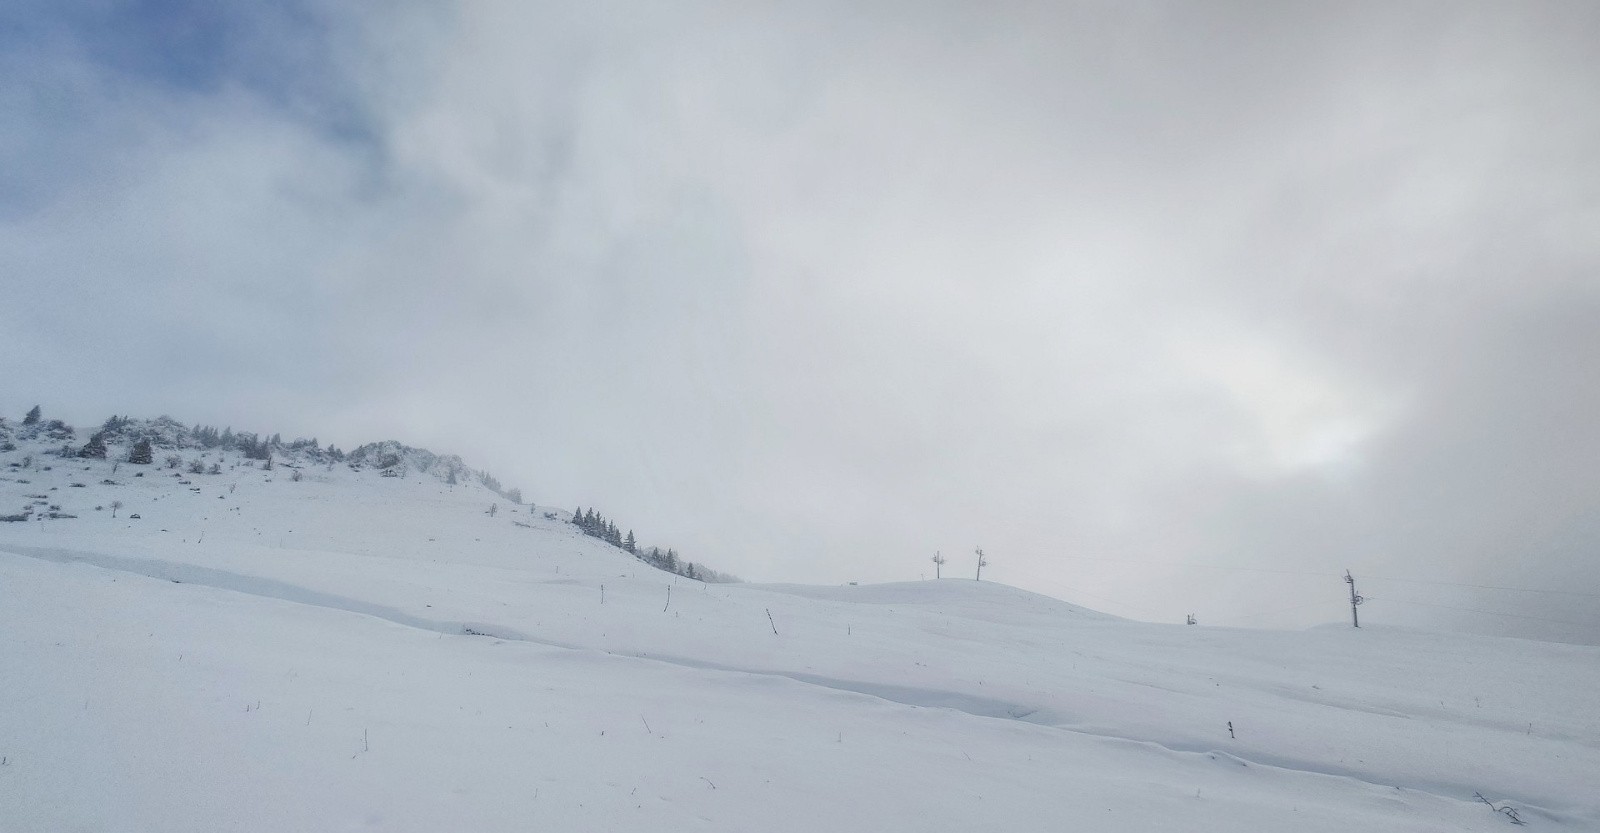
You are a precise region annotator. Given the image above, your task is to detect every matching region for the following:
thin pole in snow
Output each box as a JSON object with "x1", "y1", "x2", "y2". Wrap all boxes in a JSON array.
[{"x1": 1344, "y1": 570, "x2": 1364, "y2": 628}]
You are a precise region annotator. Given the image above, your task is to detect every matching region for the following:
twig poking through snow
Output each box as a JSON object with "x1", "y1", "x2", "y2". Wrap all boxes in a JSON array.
[
  {"x1": 767, "y1": 608, "x2": 778, "y2": 635},
  {"x1": 700, "y1": 776, "x2": 716, "y2": 790},
  {"x1": 1474, "y1": 792, "x2": 1527, "y2": 825}
]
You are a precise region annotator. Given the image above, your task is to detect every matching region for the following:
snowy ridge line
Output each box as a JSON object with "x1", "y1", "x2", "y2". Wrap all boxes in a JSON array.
[
  {"x1": 0, "y1": 545, "x2": 565, "y2": 647},
  {"x1": 0, "y1": 544, "x2": 1570, "y2": 826}
]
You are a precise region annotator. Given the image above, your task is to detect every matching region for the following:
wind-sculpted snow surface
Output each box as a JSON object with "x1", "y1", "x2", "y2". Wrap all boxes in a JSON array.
[{"x1": 1, "y1": 437, "x2": 1597, "y2": 831}]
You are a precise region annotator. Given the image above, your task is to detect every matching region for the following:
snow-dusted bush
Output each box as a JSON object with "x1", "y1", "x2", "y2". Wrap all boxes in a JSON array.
[{"x1": 79, "y1": 433, "x2": 108, "y2": 460}]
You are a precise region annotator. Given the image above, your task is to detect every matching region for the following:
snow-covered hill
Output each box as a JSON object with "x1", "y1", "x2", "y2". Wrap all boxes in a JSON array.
[{"x1": 1, "y1": 416, "x2": 1596, "y2": 831}]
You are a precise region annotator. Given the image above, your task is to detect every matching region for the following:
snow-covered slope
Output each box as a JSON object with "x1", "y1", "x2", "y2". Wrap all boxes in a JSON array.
[{"x1": 1, "y1": 427, "x2": 1596, "y2": 831}]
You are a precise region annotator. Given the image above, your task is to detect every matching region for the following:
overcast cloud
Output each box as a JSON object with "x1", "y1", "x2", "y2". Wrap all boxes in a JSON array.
[{"x1": 3, "y1": 1, "x2": 1598, "y2": 641}]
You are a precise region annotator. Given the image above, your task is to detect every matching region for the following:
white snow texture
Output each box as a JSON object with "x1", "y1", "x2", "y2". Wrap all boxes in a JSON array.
[{"x1": 1, "y1": 420, "x2": 1595, "y2": 831}]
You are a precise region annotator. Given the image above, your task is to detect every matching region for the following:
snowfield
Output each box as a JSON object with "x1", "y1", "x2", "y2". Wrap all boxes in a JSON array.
[{"x1": 1, "y1": 432, "x2": 1596, "y2": 831}]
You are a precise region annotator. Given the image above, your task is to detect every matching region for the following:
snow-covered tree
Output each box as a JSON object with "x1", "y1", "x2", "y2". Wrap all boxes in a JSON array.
[
  {"x1": 128, "y1": 439, "x2": 153, "y2": 465},
  {"x1": 23, "y1": 405, "x2": 41, "y2": 425},
  {"x1": 79, "y1": 433, "x2": 108, "y2": 459}
]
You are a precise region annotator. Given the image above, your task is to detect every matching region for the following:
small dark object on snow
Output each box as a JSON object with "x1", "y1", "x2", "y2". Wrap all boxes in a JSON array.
[{"x1": 1473, "y1": 792, "x2": 1526, "y2": 825}]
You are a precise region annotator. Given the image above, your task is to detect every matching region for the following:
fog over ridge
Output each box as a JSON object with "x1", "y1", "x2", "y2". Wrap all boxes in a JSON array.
[{"x1": 3, "y1": 0, "x2": 1597, "y2": 642}]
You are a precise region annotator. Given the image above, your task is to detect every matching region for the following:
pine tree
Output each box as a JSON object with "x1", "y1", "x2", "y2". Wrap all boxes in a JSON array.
[
  {"x1": 128, "y1": 439, "x2": 153, "y2": 465},
  {"x1": 625, "y1": 530, "x2": 636, "y2": 553},
  {"x1": 79, "y1": 432, "x2": 108, "y2": 459},
  {"x1": 23, "y1": 405, "x2": 40, "y2": 425}
]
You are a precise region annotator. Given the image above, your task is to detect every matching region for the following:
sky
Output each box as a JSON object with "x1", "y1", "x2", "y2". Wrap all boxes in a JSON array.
[{"x1": 3, "y1": 1, "x2": 1598, "y2": 642}]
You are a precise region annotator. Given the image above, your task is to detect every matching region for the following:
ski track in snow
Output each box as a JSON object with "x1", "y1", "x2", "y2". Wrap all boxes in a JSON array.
[{"x1": 2, "y1": 542, "x2": 1565, "y2": 824}]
